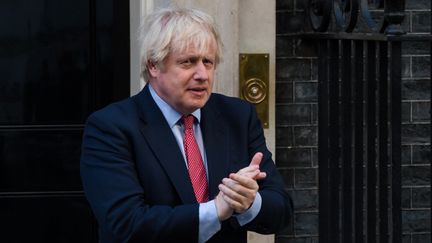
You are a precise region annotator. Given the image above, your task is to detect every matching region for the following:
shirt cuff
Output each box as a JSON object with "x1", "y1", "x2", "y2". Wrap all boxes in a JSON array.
[
  {"x1": 234, "y1": 192, "x2": 262, "y2": 226},
  {"x1": 199, "y1": 200, "x2": 221, "y2": 243}
]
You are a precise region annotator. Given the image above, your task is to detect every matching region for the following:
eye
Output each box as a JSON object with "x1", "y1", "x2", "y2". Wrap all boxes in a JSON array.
[
  {"x1": 180, "y1": 59, "x2": 192, "y2": 65},
  {"x1": 203, "y1": 58, "x2": 214, "y2": 67},
  {"x1": 179, "y1": 57, "x2": 198, "y2": 68}
]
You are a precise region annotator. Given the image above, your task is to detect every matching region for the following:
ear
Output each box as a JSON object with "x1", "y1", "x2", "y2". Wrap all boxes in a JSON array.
[{"x1": 147, "y1": 61, "x2": 160, "y2": 78}]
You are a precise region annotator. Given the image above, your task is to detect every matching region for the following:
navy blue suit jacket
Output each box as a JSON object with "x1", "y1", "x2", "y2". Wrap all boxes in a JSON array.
[{"x1": 80, "y1": 85, "x2": 292, "y2": 243}]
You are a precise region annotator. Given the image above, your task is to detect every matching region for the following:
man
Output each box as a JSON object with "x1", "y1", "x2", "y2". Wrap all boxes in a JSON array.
[{"x1": 80, "y1": 7, "x2": 292, "y2": 243}]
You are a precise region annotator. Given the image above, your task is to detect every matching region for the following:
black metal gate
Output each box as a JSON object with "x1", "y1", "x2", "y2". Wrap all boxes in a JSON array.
[{"x1": 297, "y1": 1, "x2": 431, "y2": 242}]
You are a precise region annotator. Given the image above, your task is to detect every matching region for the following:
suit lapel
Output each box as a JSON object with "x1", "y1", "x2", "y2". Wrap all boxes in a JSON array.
[
  {"x1": 201, "y1": 99, "x2": 230, "y2": 199},
  {"x1": 134, "y1": 86, "x2": 196, "y2": 204}
]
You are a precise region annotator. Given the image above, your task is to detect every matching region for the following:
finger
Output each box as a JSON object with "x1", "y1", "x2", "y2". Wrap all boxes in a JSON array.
[
  {"x1": 219, "y1": 183, "x2": 246, "y2": 202},
  {"x1": 228, "y1": 173, "x2": 259, "y2": 190},
  {"x1": 219, "y1": 184, "x2": 253, "y2": 213},
  {"x1": 221, "y1": 178, "x2": 257, "y2": 200},
  {"x1": 237, "y1": 167, "x2": 267, "y2": 180},
  {"x1": 237, "y1": 170, "x2": 260, "y2": 180},
  {"x1": 249, "y1": 152, "x2": 263, "y2": 167},
  {"x1": 237, "y1": 165, "x2": 259, "y2": 176},
  {"x1": 221, "y1": 192, "x2": 245, "y2": 212},
  {"x1": 222, "y1": 180, "x2": 258, "y2": 209},
  {"x1": 241, "y1": 171, "x2": 267, "y2": 180},
  {"x1": 218, "y1": 184, "x2": 247, "y2": 208},
  {"x1": 255, "y1": 171, "x2": 267, "y2": 180}
]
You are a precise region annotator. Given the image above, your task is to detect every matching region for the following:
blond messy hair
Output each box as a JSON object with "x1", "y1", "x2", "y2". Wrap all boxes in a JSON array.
[{"x1": 139, "y1": 7, "x2": 223, "y2": 82}]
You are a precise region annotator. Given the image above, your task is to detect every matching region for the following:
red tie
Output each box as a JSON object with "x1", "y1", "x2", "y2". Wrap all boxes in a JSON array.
[{"x1": 182, "y1": 115, "x2": 209, "y2": 203}]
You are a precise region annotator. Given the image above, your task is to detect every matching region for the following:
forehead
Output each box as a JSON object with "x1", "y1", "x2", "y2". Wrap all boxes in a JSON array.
[{"x1": 170, "y1": 35, "x2": 217, "y2": 57}]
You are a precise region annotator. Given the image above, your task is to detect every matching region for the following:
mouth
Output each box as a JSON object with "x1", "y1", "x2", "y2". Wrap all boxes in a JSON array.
[{"x1": 187, "y1": 87, "x2": 208, "y2": 96}]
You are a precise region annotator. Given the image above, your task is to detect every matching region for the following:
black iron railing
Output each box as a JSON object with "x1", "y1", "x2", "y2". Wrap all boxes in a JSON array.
[
  {"x1": 295, "y1": 1, "x2": 432, "y2": 242},
  {"x1": 308, "y1": 0, "x2": 405, "y2": 34}
]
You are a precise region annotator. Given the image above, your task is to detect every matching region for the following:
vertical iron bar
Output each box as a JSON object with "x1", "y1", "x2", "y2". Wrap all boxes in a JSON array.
[
  {"x1": 318, "y1": 39, "x2": 330, "y2": 243},
  {"x1": 329, "y1": 39, "x2": 341, "y2": 243},
  {"x1": 378, "y1": 41, "x2": 389, "y2": 243},
  {"x1": 341, "y1": 39, "x2": 353, "y2": 243},
  {"x1": 390, "y1": 41, "x2": 402, "y2": 243},
  {"x1": 354, "y1": 40, "x2": 364, "y2": 243},
  {"x1": 366, "y1": 40, "x2": 377, "y2": 243}
]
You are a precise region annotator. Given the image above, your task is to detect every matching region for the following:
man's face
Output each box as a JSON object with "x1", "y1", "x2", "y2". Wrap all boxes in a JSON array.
[{"x1": 149, "y1": 43, "x2": 217, "y2": 115}]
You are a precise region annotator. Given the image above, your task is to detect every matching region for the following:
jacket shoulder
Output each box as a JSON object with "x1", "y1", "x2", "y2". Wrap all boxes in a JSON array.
[
  {"x1": 86, "y1": 96, "x2": 139, "y2": 125},
  {"x1": 207, "y1": 93, "x2": 253, "y2": 111}
]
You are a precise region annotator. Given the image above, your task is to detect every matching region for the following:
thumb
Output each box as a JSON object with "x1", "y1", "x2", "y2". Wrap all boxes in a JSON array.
[{"x1": 249, "y1": 152, "x2": 263, "y2": 167}]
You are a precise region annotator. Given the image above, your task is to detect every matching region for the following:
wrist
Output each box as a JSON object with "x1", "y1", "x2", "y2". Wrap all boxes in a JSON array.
[{"x1": 215, "y1": 193, "x2": 233, "y2": 221}]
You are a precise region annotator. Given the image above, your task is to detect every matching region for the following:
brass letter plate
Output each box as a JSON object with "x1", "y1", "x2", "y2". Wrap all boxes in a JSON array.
[{"x1": 239, "y1": 53, "x2": 269, "y2": 128}]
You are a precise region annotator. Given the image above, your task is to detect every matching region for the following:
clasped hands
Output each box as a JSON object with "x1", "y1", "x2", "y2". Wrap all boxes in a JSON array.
[{"x1": 214, "y1": 152, "x2": 267, "y2": 221}]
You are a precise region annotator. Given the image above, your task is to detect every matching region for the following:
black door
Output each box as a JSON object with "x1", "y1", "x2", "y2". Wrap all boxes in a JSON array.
[{"x1": 0, "y1": 1, "x2": 130, "y2": 242}]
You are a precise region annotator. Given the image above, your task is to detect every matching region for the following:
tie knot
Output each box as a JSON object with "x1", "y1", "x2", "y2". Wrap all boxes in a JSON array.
[{"x1": 182, "y1": 115, "x2": 195, "y2": 130}]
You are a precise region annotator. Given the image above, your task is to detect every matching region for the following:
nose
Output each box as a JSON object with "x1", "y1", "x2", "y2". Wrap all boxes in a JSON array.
[{"x1": 193, "y1": 61, "x2": 209, "y2": 81}]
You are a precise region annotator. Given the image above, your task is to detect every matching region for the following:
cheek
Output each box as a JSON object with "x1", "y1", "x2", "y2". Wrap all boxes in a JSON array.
[
  {"x1": 163, "y1": 74, "x2": 184, "y2": 90},
  {"x1": 208, "y1": 76, "x2": 215, "y2": 89}
]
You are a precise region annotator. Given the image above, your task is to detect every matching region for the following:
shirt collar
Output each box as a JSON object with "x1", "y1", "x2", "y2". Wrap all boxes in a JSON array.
[{"x1": 148, "y1": 84, "x2": 201, "y2": 127}]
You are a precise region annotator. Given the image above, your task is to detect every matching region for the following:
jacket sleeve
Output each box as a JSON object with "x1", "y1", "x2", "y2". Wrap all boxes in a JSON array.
[
  {"x1": 80, "y1": 112, "x2": 199, "y2": 243},
  {"x1": 243, "y1": 103, "x2": 293, "y2": 234}
]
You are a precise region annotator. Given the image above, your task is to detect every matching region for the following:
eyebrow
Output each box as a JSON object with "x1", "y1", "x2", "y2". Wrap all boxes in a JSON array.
[{"x1": 177, "y1": 54, "x2": 215, "y2": 61}]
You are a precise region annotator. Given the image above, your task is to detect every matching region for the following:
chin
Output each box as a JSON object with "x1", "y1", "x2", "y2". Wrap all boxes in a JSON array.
[{"x1": 187, "y1": 103, "x2": 206, "y2": 112}]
